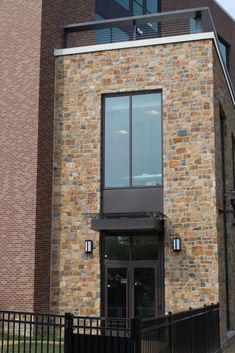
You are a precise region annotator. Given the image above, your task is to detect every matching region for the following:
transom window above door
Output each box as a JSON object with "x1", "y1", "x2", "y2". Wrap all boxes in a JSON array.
[
  {"x1": 103, "y1": 91, "x2": 162, "y2": 188},
  {"x1": 104, "y1": 234, "x2": 160, "y2": 260}
]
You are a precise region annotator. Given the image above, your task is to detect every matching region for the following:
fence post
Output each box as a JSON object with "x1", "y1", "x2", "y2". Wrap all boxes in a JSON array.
[
  {"x1": 64, "y1": 313, "x2": 73, "y2": 353},
  {"x1": 204, "y1": 305, "x2": 208, "y2": 353},
  {"x1": 189, "y1": 307, "x2": 193, "y2": 353},
  {"x1": 132, "y1": 318, "x2": 141, "y2": 353},
  {"x1": 168, "y1": 312, "x2": 173, "y2": 353},
  {"x1": 216, "y1": 303, "x2": 221, "y2": 351}
]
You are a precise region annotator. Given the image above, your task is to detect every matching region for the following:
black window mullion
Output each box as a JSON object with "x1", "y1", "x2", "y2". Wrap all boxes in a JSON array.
[
  {"x1": 129, "y1": 95, "x2": 132, "y2": 187},
  {"x1": 144, "y1": 0, "x2": 147, "y2": 14},
  {"x1": 130, "y1": 0, "x2": 133, "y2": 13},
  {"x1": 232, "y1": 134, "x2": 235, "y2": 188}
]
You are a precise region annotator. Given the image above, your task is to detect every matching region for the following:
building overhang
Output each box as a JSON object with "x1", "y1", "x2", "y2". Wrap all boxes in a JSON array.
[{"x1": 91, "y1": 212, "x2": 164, "y2": 232}]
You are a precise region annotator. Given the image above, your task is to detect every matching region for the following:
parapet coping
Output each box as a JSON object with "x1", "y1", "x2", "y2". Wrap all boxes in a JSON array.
[{"x1": 54, "y1": 32, "x2": 235, "y2": 107}]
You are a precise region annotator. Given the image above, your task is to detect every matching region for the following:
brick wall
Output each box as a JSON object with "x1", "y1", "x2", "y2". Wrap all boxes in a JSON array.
[
  {"x1": 0, "y1": 0, "x2": 42, "y2": 312},
  {"x1": 34, "y1": 0, "x2": 95, "y2": 313},
  {"x1": 1, "y1": 0, "x2": 95, "y2": 312}
]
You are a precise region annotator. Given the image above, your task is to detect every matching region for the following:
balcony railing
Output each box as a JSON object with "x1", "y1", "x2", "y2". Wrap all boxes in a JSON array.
[{"x1": 63, "y1": 7, "x2": 216, "y2": 48}]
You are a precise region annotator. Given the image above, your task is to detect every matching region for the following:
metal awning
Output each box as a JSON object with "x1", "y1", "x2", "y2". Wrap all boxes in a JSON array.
[{"x1": 91, "y1": 212, "x2": 164, "y2": 232}]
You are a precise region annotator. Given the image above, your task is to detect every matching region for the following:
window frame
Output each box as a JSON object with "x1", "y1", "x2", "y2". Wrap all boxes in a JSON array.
[
  {"x1": 101, "y1": 90, "x2": 163, "y2": 190},
  {"x1": 218, "y1": 36, "x2": 230, "y2": 69},
  {"x1": 114, "y1": 0, "x2": 161, "y2": 14}
]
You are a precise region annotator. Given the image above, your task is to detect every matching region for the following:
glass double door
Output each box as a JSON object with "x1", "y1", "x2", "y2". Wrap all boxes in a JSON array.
[{"x1": 105, "y1": 262, "x2": 158, "y2": 318}]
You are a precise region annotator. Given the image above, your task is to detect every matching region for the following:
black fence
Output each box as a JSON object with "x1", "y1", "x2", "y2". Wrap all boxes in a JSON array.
[
  {"x1": 0, "y1": 304, "x2": 220, "y2": 353},
  {"x1": 0, "y1": 311, "x2": 65, "y2": 353},
  {"x1": 141, "y1": 304, "x2": 220, "y2": 353}
]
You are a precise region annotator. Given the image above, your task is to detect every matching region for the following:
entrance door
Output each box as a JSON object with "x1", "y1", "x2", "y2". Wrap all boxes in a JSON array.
[
  {"x1": 105, "y1": 263, "x2": 158, "y2": 318},
  {"x1": 102, "y1": 233, "x2": 163, "y2": 318}
]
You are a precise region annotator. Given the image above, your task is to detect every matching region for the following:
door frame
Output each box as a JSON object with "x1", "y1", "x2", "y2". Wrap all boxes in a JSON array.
[
  {"x1": 100, "y1": 232, "x2": 165, "y2": 318},
  {"x1": 104, "y1": 261, "x2": 159, "y2": 318}
]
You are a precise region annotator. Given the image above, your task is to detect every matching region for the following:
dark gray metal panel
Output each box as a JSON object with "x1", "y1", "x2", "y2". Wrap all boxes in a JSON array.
[
  {"x1": 91, "y1": 217, "x2": 163, "y2": 232},
  {"x1": 64, "y1": 7, "x2": 211, "y2": 31},
  {"x1": 102, "y1": 187, "x2": 163, "y2": 214}
]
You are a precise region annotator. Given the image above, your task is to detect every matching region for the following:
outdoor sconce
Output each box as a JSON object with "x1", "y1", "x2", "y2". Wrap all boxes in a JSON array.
[
  {"x1": 85, "y1": 240, "x2": 93, "y2": 254},
  {"x1": 173, "y1": 237, "x2": 181, "y2": 252}
]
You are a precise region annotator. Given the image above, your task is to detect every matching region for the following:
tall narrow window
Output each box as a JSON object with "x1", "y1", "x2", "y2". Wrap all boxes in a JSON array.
[
  {"x1": 103, "y1": 91, "x2": 162, "y2": 188},
  {"x1": 218, "y1": 38, "x2": 229, "y2": 69}
]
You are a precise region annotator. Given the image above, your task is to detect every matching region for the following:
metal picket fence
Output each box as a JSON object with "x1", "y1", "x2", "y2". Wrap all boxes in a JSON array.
[{"x1": 0, "y1": 304, "x2": 220, "y2": 353}]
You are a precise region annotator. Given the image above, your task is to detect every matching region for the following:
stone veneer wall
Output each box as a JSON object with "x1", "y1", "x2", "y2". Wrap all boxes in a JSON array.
[
  {"x1": 213, "y1": 48, "x2": 235, "y2": 342},
  {"x1": 52, "y1": 39, "x2": 220, "y2": 316}
]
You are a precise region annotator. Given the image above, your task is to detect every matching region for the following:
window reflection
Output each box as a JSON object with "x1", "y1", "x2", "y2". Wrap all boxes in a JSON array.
[
  {"x1": 132, "y1": 235, "x2": 159, "y2": 260},
  {"x1": 105, "y1": 236, "x2": 130, "y2": 260},
  {"x1": 132, "y1": 93, "x2": 162, "y2": 186},
  {"x1": 104, "y1": 96, "x2": 130, "y2": 187},
  {"x1": 114, "y1": 0, "x2": 159, "y2": 14},
  {"x1": 146, "y1": 0, "x2": 158, "y2": 13},
  {"x1": 104, "y1": 234, "x2": 159, "y2": 260},
  {"x1": 218, "y1": 39, "x2": 229, "y2": 68},
  {"x1": 104, "y1": 92, "x2": 162, "y2": 188},
  {"x1": 115, "y1": 0, "x2": 130, "y2": 10}
]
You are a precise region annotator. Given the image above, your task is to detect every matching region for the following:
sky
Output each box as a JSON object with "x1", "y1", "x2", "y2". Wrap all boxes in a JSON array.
[{"x1": 215, "y1": 0, "x2": 235, "y2": 19}]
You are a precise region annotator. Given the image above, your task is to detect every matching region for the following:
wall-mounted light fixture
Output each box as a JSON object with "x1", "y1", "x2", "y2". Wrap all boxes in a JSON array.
[
  {"x1": 173, "y1": 237, "x2": 181, "y2": 252},
  {"x1": 85, "y1": 240, "x2": 93, "y2": 254}
]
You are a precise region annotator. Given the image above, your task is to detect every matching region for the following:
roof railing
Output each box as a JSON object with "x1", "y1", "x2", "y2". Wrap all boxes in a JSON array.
[
  {"x1": 61, "y1": 7, "x2": 234, "y2": 100},
  {"x1": 63, "y1": 7, "x2": 215, "y2": 48}
]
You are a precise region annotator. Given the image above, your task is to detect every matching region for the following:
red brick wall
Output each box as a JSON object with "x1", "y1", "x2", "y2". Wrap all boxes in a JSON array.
[
  {"x1": 161, "y1": 0, "x2": 235, "y2": 87},
  {"x1": 1, "y1": 0, "x2": 95, "y2": 313},
  {"x1": 1, "y1": 0, "x2": 42, "y2": 312},
  {"x1": 34, "y1": 0, "x2": 95, "y2": 313}
]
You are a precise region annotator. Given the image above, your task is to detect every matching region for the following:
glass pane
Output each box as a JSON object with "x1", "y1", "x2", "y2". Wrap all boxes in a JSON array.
[
  {"x1": 115, "y1": 0, "x2": 129, "y2": 10},
  {"x1": 132, "y1": 235, "x2": 159, "y2": 260},
  {"x1": 146, "y1": 0, "x2": 158, "y2": 13},
  {"x1": 132, "y1": 93, "x2": 162, "y2": 186},
  {"x1": 112, "y1": 27, "x2": 129, "y2": 43},
  {"x1": 134, "y1": 268, "x2": 155, "y2": 318},
  {"x1": 108, "y1": 268, "x2": 127, "y2": 318},
  {"x1": 104, "y1": 96, "x2": 130, "y2": 187},
  {"x1": 95, "y1": 13, "x2": 111, "y2": 44},
  {"x1": 105, "y1": 236, "x2": 130, "y2": 260},
  {"x1": 190, "y1": 18, "x2": 197, "y2": 34},
  {"x1": 95, "y1": 13, "x2": 104, "y2": 21},
  {"x1": 133, "y1": 1, "x2": 144, "y2": 15},
  {"x1": 219, "y1": 39, "x2": 228, "y2": 66}
]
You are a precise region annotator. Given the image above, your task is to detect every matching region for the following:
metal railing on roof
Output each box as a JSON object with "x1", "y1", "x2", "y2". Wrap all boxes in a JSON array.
[
  {"x1": 60, "y1": 7, "x2": 235, "y2": 102},
  {"x1": 63, "y1": 7, "x2": 215, "y2": 48}
]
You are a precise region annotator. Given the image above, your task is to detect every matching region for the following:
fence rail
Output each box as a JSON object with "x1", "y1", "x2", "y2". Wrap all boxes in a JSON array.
[
  {"x1": 0, "y1": 304, "x2": 220, "y2": 353},
  {"x1": 141, "y1": 303, "x2": 220, "y2": 353}
]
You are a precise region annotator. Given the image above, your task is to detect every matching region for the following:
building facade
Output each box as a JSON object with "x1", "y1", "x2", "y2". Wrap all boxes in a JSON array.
[{"x1": 1, "y1": 0, "x2": 235, "y2": 346}]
